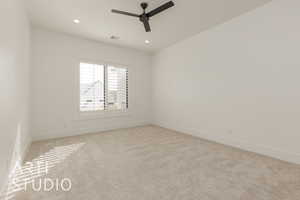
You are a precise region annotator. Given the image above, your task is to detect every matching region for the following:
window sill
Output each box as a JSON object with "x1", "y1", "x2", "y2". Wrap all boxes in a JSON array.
[{"x1": 75, "y1": 109, "x2": 131, "y2": 121}]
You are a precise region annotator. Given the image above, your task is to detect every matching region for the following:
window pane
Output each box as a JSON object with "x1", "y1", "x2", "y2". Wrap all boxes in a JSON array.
[
  {"x1": 106, "y1": 66, "x2": 128, "y2": 110},
  {"x1": 80, "y1": 63, "x2": 104, "y2": 111}
]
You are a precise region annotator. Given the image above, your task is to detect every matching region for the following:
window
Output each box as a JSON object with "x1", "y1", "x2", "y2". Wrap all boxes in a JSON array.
[{"x1": 80, "y1": 62, "x2": 128, "y2": 112}]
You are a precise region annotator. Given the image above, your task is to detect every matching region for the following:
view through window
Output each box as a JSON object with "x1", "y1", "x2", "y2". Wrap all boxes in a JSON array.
[{"x1": 80, "y1": 62, "x2": 128, "y2": 112}]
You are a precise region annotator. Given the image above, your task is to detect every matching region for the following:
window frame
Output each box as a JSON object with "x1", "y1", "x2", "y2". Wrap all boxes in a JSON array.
[{"x1": 77, "y1": 59, "x2": 130, "y2": 119}]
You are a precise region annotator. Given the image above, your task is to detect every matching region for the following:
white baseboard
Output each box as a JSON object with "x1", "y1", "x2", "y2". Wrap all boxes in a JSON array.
[
  {"x1": 33, "y1": 121, "x2": 151, "y2": 141},
  {"x1": 153, "y1": 122, "x2": 300, "y2": 165}
]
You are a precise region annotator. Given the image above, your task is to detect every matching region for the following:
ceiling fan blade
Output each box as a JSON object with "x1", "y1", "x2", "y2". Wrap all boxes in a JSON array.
[
  {"x1": 111, "y1": 9, "x2": 140, "y2": 17},
  {"x1": 142, "y1": 19, "x2": 151, "y2": 32},
  {"x1": 146, "y1": 1, "x2": 174, "y2": 18}
]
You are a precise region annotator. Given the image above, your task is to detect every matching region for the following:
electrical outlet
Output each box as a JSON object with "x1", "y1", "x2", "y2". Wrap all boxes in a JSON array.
[{"x1": 227, "y1": 130, "x2": 233, "y2": 134}]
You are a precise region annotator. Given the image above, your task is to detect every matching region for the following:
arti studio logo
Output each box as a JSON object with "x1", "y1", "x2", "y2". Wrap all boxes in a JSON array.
[
  {"x1": 1, "y1": 143, "x2": 85, "y2": 200},
  {"x1": 28, "y1": 178, "x2": 72, "y2": 192},
  {"x1": 10, "y1": 161, "x2": 72, "y2": 193}
]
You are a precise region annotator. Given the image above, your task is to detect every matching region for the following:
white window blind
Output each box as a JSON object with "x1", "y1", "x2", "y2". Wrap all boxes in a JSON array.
[
  {"x1": 80, "y1": 62, "x2": 128, "y2": 112},
  {"x1": 106, "y1": 66, "x2": 128, "y2": 110}
]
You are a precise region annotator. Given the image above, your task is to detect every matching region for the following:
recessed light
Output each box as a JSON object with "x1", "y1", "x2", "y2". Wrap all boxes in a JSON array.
[
  {"x1": 73, "y1": 19, "x2": 80, "y2": 24},
  {"x1": 145, "y1": 40, "x2": 150, "y2": 44}
]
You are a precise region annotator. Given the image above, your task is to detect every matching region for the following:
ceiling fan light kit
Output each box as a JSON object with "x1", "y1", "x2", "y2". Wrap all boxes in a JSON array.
[{"x1": 112, "y1": 1, "x2": 175, "y2": 32}]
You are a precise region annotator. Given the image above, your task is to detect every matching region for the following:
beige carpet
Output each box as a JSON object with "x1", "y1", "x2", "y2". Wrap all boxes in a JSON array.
[{"x1": 2, "y1": 126, "x2": 300, "y2": 200}]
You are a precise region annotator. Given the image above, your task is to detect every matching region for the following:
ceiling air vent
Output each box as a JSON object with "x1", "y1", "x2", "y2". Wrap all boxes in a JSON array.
[{"x1": 110, "y1": 35, "x2": 120, "y2": 40}]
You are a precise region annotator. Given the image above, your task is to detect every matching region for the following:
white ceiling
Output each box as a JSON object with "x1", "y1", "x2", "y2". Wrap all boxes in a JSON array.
[{"x1": 27, "y1": 0, "x2": 272, "y2": 53}]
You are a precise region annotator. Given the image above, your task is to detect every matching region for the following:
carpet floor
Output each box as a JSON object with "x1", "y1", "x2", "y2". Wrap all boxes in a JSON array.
[{"x1": 3, "y1": 125, "x2": 300, "y2": 200}]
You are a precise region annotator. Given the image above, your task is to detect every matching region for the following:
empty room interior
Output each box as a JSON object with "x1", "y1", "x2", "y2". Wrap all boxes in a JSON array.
[{"x1": 1, "y1": 0, "x2": 300, "y2": 199}]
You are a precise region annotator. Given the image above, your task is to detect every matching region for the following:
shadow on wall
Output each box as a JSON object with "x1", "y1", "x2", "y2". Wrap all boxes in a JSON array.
[{"x1": 0, "y1": 142, "x2": 85, "y2": 200}]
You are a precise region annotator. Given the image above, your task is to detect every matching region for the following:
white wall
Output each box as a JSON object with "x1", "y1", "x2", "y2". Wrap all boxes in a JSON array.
[
  {"x1": 152, "y1": 0, "x2": 300, "y2": 164},
  {"x1": 0, "y1": 0, "x2": 31, "y2": 193},
  {"x1": 31, "y1": 28, "x2": 152, "y2": 141}
]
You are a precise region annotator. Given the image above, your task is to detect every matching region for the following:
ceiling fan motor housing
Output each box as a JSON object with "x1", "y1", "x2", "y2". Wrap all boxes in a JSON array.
[{"x1": 140, "y1": 14, "x2": 149, "y2": 22}]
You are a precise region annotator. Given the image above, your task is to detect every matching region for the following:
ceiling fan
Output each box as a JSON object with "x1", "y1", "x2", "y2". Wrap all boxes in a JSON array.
[{"x1": 111, "y1": 1, "x2": 175, "y2": 32}]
